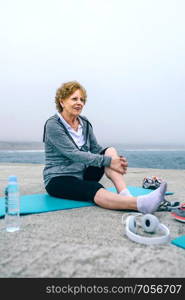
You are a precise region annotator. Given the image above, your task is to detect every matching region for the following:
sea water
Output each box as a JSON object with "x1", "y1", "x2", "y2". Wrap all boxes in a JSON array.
[{"x1": 0, "y1": 142, "x2": 185, "y2": 169}]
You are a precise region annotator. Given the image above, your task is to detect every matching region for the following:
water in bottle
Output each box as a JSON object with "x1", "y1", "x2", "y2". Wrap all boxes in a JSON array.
[{"x1": 5, "y1": 175, "x2": 20, "y2": 232}]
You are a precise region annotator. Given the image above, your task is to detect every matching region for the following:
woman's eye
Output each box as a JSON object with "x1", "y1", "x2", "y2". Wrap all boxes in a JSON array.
[{"x1": 71, "y1": 97, "x2": 85, "y2": 102}]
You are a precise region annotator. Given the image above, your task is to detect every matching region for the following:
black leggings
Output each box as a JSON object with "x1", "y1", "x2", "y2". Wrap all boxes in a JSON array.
[
  {"x1": 45, "y1": 166, "x2": 105, "y2": 202},
  {"x1": 45, "y1": 149, "x2": 108, "y2": 202}
]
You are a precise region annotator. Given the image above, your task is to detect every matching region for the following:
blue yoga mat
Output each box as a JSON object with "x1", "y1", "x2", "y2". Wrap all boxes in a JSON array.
[
  {"x1": 0, "y1": 186, "x2": 173, "y2": 218},
  {"x1": 171, "y1": 235, "x2": 185, "y2": 250}
]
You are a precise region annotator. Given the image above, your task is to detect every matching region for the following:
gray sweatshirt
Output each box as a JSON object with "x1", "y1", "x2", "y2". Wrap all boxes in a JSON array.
[{"x1": 43, "y1": 114, "x2": 111, "y2": 187}]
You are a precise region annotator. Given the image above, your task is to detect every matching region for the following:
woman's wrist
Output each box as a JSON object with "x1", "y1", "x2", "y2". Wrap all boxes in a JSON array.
[{"x1": 102, "y1": 155, "x2": 112, "y2": 167}]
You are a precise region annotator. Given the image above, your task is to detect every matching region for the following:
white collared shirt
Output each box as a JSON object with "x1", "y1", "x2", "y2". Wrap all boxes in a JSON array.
[{"x1": 57, "y1": 112, "x2": 85, "y2": 148}]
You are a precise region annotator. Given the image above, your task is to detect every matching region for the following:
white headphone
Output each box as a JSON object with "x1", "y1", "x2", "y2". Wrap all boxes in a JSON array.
[{"x1": 123, "y1": 214, "x2": 170, "y2": 245}]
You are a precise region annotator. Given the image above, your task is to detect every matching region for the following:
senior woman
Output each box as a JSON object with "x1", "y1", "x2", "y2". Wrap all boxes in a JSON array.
[{"x1": 43, "y1": 81, "x2": 167, "y2": 213}]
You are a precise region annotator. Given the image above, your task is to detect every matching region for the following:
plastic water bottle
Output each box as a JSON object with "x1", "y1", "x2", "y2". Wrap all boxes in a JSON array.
[{"x1": 5, "y1": 175, "x2": 20, "y2": 232}]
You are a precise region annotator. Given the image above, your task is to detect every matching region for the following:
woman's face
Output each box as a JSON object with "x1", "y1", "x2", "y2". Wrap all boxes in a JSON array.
[{"x1": 60, "y1": 89, "x2": 85, "y2": 117}]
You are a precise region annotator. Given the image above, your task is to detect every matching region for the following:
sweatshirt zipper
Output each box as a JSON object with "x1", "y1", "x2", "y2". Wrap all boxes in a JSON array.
[{"x1": 57, "y1": 116, "x2": 89, "y2": 151}]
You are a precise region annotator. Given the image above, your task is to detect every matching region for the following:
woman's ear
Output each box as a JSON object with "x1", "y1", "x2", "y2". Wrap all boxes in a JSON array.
[{"x1": 59, "y1": 100, "x2": 64, "y2": 108}]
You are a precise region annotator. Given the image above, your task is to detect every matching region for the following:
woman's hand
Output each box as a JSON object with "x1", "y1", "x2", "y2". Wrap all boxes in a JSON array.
[
  {"x1": 110, "y1": 156, "x2": 128, "y2": 174},
  {"x1": 120, "y1": 155, "x2": 128, "y2": 173}
]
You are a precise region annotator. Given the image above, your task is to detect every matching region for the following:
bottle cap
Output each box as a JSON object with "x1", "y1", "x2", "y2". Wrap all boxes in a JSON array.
[{"x1": 8, "y1": 175, "x2": 17, "y2": 182}]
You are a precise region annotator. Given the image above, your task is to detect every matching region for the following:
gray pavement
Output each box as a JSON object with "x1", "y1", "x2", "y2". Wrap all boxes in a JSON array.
[{"x1": 0, "y1": 163, "x2": 185, "y2": 277}]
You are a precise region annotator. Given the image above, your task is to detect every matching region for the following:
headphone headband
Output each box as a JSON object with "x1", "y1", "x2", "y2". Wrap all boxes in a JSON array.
[{"x1": 125, "y1": 215, "x2": 170, "y2": 245}]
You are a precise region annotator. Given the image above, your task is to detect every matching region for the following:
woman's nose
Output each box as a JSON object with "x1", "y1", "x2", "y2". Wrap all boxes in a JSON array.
[{"x1": 77, "y1": 98, "x2": 84, "y2": 105}]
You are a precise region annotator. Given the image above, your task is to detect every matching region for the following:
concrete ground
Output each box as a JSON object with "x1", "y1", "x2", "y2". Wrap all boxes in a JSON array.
[{"x1": 0, "y1": 163, "x2": 185, "y2": 278}]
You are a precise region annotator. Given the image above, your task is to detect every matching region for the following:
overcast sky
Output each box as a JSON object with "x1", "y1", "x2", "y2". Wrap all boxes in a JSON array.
[{"x1": 0, "y1": 0, "x2": 185, "y2": 145}]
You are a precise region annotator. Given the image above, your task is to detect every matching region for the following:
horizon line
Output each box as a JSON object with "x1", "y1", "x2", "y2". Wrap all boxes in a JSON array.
[{"x1": 0, "y1": 140, "x2": 185, "y2": 146}]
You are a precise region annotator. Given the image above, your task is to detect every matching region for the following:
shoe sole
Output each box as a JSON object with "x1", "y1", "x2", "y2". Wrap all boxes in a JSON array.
[{"x1": 171, "y1": 213, "x2": 185, "y2": 223}]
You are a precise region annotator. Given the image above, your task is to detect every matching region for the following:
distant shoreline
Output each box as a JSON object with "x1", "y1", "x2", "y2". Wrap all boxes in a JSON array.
[
  {"x1": 1, "y1": 149, "x2": 185, "y2": 152},
  {"x1": 0, "y1": 141, "x2": 185, "y2": 151}
]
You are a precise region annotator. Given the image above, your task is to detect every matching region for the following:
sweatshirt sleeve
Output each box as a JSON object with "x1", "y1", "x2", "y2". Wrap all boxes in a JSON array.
[
  {"x1": 88, "y1": 124, "x2": 105, "y2": 154},
  {"x1": 45, "y1": 119, "x2": 111, "y2": 168}
]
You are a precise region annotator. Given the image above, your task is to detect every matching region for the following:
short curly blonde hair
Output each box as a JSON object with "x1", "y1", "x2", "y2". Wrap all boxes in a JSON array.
[{"x1": 55, "y1": 81, "x2": 87, "y2": 112}]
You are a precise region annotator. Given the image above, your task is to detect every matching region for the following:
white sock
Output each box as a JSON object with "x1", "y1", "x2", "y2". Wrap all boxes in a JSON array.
[
  {"x1": 119, "y1": 188, "x2": 132, "y2": 197},
  {"x1": 137, "y1": 182, "x2": 167, "y2": 213}
]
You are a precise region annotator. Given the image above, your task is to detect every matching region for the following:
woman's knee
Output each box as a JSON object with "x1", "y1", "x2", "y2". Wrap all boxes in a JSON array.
[{"x1": 105, "y1": 147, "x2": 119, "y2": 158}]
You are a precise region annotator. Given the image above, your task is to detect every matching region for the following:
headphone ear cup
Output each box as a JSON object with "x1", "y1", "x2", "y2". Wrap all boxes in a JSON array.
[
  {"x1": 141, "y1": 214, "x2": 159, "y2": 233},
  {"x1": 128, "y1": 216, "x2": 137, "y2": 233}
]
